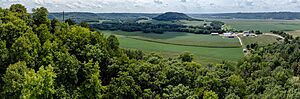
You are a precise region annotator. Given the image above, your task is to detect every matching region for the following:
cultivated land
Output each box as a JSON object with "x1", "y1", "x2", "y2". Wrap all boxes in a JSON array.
[
  {"x1": 94, "y1": 19, "x2": 293, "y2": 65},
  {"x1": 180, "y1": 20, "x2": 211, "y2": 26},
  {"x1": 287, "y1": 30, "x2": 300, "y2": 37},
  {"x1": 220, "y1": 19, "x2": 300, "y2": 32},
  {"x1": 239, "y1": 35, "x2": 280, "y2": 47},
  {"x1": 102, "y1": 30, "x2": 241, "y2": 48},
  {"x1": 100, "y1": 31, "x2": 243, "y2": 65}
]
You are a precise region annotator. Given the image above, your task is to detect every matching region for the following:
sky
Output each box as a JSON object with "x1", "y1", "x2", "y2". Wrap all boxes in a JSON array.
[{"x1": 1, "y1": 0, "x2": 300, "y2": 13}]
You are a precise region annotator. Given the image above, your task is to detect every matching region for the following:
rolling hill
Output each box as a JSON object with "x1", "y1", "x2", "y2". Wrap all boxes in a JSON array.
[{"x1": 153, "y1": 12, "x2": 196, "y2": 21}]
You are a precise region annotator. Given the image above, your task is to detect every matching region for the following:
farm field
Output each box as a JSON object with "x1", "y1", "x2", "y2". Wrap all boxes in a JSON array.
[
  {"x1": 287, "y1": 30, "x2": 300, "y2": 37},
  {"x1": 101, "y1": 30, "x2": 241, "y2": 48},
  {"x1": 220, "y1": 19, "x2": 300, "y2": 32},
  {"x1": 239, "y1": 35, "x2": 280, "y2": 47},
  {"x1": 100, "y1": 30, "x2": 243, "y2": 65},
  {"x1": 180, "y1": 20, "x2": 210, "y2": 26}
]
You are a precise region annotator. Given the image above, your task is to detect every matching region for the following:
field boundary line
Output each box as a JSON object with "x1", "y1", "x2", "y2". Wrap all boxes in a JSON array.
[{"x1": 125, "y1": 36, "x2": 242, "y2": 48}]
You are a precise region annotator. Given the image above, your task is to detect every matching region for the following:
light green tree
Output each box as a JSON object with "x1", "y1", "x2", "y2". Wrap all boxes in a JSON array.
[
  {"x1": 2, "y1": 61, "x2": 30, "y2": 98},
  {"x1": 203, "y1": 90, "x2": 218, "y2": 99},
  {"x1": 21, "y1": 65, "x2": 56, "y2": 99}
]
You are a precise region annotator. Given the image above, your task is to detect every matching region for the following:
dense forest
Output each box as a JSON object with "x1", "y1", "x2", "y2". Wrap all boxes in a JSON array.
[{"x1": 1, "y1": 4, "x2": 300, "y2": 99}]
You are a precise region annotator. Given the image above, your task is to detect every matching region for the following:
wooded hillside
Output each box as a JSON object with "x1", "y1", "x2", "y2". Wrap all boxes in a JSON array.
[{"x1": 0, "y1": 4, "x2": 300, "y2": 99}]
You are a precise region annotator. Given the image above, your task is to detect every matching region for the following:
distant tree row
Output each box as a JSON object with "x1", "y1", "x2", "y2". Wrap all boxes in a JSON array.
[{"x1": 90, "y1": 20, "x2": 224, "y2": 34}]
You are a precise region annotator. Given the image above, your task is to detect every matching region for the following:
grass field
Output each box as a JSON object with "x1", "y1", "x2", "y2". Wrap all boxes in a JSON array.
[
  {"x1": 100, "y1": 30, "x2": 243, "y2": 65},
  {"x1": 220, "y1": 19, "x2": 300, "y2": 32},
  {"x1": 239, "y1": 35, "x2": 279, "y2": 47},
  {"x1": 180, "y1": 20, "x2": 210, "y2": 26},
  {"x1": 102, "y1": 30, "x2": 241, "y2": 48},
  {"x1": 119, "y1": 36, "x2": 243, "y2": 65},
  {"x1": 287, "y1": 30, "x2": 300, "y2": 37}
]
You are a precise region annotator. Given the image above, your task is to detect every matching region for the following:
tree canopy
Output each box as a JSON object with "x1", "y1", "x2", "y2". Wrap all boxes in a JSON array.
[{"x1": 0, "y1": 4, "x2": 300, "y2": 99}]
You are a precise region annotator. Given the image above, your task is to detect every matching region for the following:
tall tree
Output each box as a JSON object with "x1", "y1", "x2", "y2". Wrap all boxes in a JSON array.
[
  {"x1": 32, "y1": 7, "x2": 50, "y2": 26},
  {"x1": 78, "y1": 61, "x2": 105, "y2": 98},
  {"x1": 9, "y1": 4, "x2": 31, "y2": 24}
]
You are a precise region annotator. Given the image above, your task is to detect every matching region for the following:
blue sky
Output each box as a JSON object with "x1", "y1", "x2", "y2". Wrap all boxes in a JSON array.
[{"x1": 1, "y1": 0, "x2": 300, "y2": 13}]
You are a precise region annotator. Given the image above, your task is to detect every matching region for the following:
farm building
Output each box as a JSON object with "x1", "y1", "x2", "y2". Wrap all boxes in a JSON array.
[
  {"x1": 243, "y1": 31, "x2": 257, "y2": 37},
  {"x1": 223, "y1": 32, "x2": 235, "y2": 38},
  {"x1": 211, "y1": 33, "x2": 219, "y2": 36}
]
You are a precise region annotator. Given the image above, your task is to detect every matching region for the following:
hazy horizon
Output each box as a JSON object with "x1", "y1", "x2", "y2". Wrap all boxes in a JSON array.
[{"x1": 1, "y1": 0, "x2": 300, "y2": 13}]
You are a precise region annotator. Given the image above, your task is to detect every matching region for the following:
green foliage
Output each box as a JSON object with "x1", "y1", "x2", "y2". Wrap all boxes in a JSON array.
[
  {"x1": 53, "y1": 52, "x2": 80, "y2": 90},
  {"x1": 21, "y1": 65, "x2": 56, "y2": 99},
  {"x1": 0, "y1": 41, "x2": 8, "y2": 75},
  {"x1": 32, "y1": 7, "x2": 50, "y2": 26},
  {"x1": 11, "y1": 30, "x2": 41, "y2": 69},
  {"x1": 203, "y1": 90, "x2": 218, "y2": 99},
  {"x1": 35, "y1": 24, "x2": 52, "y2": 44},
  {"x1": 1, "y1": 4, "x2": 300, "y2": 99},
  {"x1": 225, "y1": 93, "x2": 240, "y2": 99},
  {"x1": 107, "y1": 35, "x2": 119, "y2": 50},
  {"x1": 179, "y1": 52, "x2": 194, "y2": 62},
  {"x1": 65, "y1": 19, "x2": 76, "y2": 25},
  {"x1": 2, "y1": 62, "x2": 29, "y2": 98},
  {"x1": 107, "y1": 72, "x2": 142, "y2": 98},
  {"x1": 9, "y1": 4, "x2": 31, "y2": 25},
  {"x1": 78, "y1": 61, "x2": 104, "y2": 98},
  {"x1": 79, "y1": 22, "x2": 89, "y2": 28},
  {"x1": 163, "y1": 84, "x2": 193, "y2": 98}
]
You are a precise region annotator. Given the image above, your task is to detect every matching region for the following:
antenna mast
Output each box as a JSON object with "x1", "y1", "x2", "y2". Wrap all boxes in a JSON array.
[{"x1": 63, "y1": 11, "x2": 65, "y2": 21}]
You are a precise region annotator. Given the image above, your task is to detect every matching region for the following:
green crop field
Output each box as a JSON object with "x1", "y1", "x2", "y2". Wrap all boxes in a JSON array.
[
  {"x1": 180, "y1": 20, "x2": 210, "y2": 26},
  {"x1": 119, "y1": 36, "x2": 242, "y2": 65},
  {"x1": 100, "y1": 30, "x2": 243, "y2": 65},
  {"x1": 220, "y1": 19, "x2": 300, "y2": 32},
  {"x1": 101, "y1": 30, "x2": 241, "y2": 48},
  {"x1": 239, "y1": 35, "x2": 279, "y2": 47}
]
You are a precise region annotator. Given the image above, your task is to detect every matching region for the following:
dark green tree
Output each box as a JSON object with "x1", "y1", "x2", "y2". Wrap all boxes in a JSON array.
[
  {"x1": 32, "y1": 7, "x2": 50, "y2": 26},
  {"x1": 65, "y1": 19, "x2": 76, "y2": 26},
  {"x1": 178, "y1": 52, "x2": 194, "y2": 62}
]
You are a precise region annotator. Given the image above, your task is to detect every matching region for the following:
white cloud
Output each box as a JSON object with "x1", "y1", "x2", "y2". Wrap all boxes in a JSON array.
[{"x1": 0, "y1": 0, "x2": 300, "y2": 13}]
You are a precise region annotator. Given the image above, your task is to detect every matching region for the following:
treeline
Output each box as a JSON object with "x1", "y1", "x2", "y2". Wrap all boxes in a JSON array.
[
  {"x1": 1, "y1": 4, "x2": 300, "y2": 99},
  {"x1": 90, "y1": 21, "x2": 224, "y2": 34}
]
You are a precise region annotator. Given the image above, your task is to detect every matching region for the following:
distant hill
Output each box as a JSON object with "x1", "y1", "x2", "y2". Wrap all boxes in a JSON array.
[
  {"x1": 153, "y1": 12, "x2": 197, "y2": 21},
  {"x1": 190, "y1": 12, "x2": 300, "y2": 20}
]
